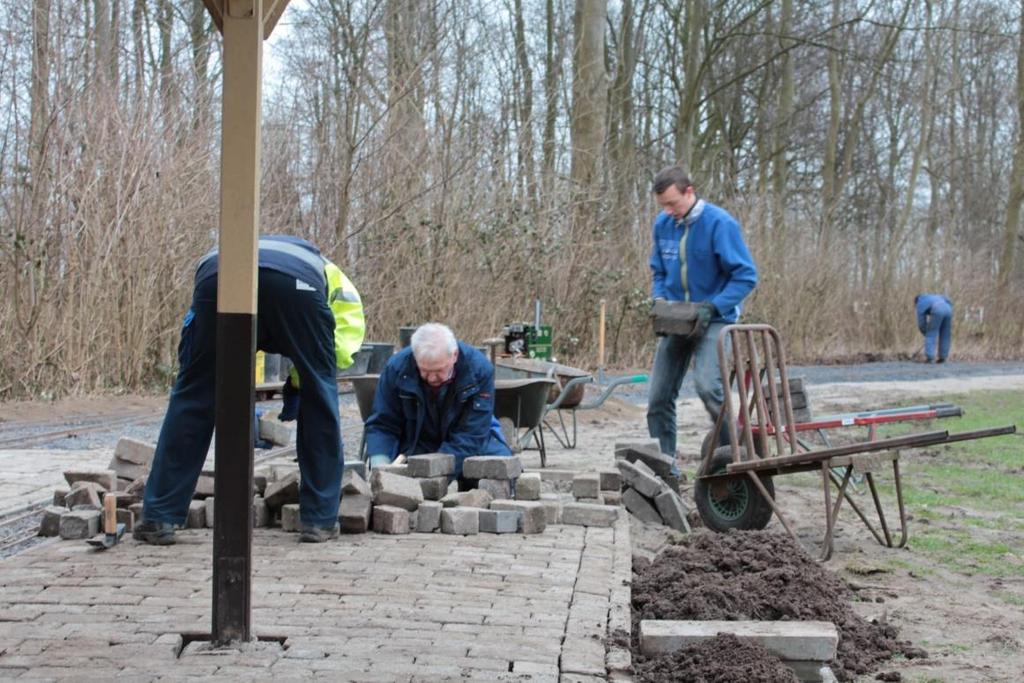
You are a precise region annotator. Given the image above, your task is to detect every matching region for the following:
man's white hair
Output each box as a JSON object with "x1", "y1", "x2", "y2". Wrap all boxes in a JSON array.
[{"x1": 410, "y1": 323, "x2": 458, "y2": 362}]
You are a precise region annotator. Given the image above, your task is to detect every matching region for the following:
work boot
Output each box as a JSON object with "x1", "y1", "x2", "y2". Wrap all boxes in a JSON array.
[
  {"x1": 133, "y1": 520, "x2": 176, "y2": 545},
  {"x1": 299, "y1": 523, "x2": 339, "y2": 543}
]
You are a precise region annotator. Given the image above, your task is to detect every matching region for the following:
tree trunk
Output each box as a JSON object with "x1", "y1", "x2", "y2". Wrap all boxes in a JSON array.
[
  {"x1": 997, "y1": 0, "x2": 1024, "y2": 299},
  {"x1": 770, "y1": 0, "x2": 794, "y2": 236},
  {"x1": 569, "y1": 0, "x2": 607, "y2": 230},
  {"x1": 513, "y1": 0, "x2": 537, "y2": 210},
  {"x1": 541, "y1": 0, "x2": 564, "y2": 201},
  {"x1": 674, "y1": 0, "x2": 703, "y2": 167}
]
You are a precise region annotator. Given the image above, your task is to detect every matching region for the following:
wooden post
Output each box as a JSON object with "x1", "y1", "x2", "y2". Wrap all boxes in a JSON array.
[{"x1": 210, "y1": 0, "x2": 263, "y2": 646}]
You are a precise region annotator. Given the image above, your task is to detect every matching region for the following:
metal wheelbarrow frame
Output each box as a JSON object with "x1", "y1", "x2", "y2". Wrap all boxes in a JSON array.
[
  {"x1": 694, "y1": 324, "x2": 1017, "y2": 560},
  {"x1": 495, "y1": 358, "x2": 647, "y2": 450}
]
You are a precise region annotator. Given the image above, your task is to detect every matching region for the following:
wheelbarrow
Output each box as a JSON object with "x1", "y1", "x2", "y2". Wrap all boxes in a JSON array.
[
  {"x1": 693, "y1": 324, "x2": 1017, "y2": 560},
  {"x1": 495, "y1": 357, "x2": 647, "y2": 449}
]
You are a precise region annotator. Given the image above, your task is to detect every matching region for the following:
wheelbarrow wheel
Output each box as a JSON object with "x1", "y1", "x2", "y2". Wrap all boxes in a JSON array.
[
  {"x1": 701, "y1": 428, "x2": 770, "y2": 460},
  {"x1": 694, "y1": 446, "x2": 775, "y2": 532}
]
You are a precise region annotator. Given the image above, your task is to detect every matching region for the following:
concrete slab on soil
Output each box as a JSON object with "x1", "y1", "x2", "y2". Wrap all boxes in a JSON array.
[{"x1": 640, "y1": 619, "x2": 839, "y2": 661}]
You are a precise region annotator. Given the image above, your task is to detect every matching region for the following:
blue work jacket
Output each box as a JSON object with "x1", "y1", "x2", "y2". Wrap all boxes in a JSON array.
[
  {"x1": 364, "y1": 341, "x2": 509, "y2": 460},
  {"x1": 649, "y1": 199, "x2": 758, "y2": 322}
]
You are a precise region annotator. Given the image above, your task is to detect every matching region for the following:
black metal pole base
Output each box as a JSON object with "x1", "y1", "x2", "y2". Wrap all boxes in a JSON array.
[{"x1": 212, "y1": 312, "x2": 256, "y2": 645}]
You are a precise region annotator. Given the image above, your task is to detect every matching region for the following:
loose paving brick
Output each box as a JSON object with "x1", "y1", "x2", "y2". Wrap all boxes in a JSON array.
[
  {"x1": 38, "y1": 506, "x2": 65, "y2": 536},
  {"x1": 65, "y1": 482, "x2": 103, "y2": 509},
  {"x1": 341, "y1": 470, "x2": 371, "y2": 497},
  {"x1": 342, "y1": 460, "x2": 367, "y2": 480},
  {"x1": 339, "y1": 493, "x2": 372, "y2": 533},
  {"x1": 375, "y1": 463, "x2": 411, "y2": 476},
  {"x1": 462, "y1": 455, "x2": 523, "y2": 480},
  {"x1": 654, "y1": 488, "x2": 691, "y2": 533},
  {"x1": 416, "y1": 501, "x2": 442, "y2": 532},
  {"x1": 562, "y1": 502, "x2": 619, "y2": 527},
  {"x1": 264, "y1": 472, "x2": 300, "y2": 509},
  {"x1": 615, "y1": 442, "x2": 676, "y2": 479},
  {"x1": 116, "y1": 507, "x2": 135, "y2": 532},
  {"x1": 372, "y1": 505, "x2": 410, "y2": 534},
  {"x1": 572, "y1": 473, "x2": 600, "y2": 499},
  {"x1": 258, "y1": 416, "x2": 294, "y2": 446},
  {"x1": 370, "y1": 470, "x2": 424, "y2": 510},
  {"x1": 280, "y1": 504, "x2": 301, "y2": 532},
  {"x1": 489, "y1": 500, "x2": 546, "y2": 534},
  {"x1": 186, "y1": 500, "x2": 206, "y2": 529},
  {"x1": 440, "y1": 489, "x2": 493, "y2": 509},
  {"x1": 478, "y1": 509, "x2": 519, "y2": 533},
  {"x1": 516, "y1": 472, "x2": 541, "y2": 500},
  {"x1": 204, "y1": 497, "x2": 215, "y2": 527},
  {"x1": 194, "y1": 472, "x2": 216, "y2": 498},
  {"x1": 478, "y1": 478, "x2": 513, "y2": 500},
  {"x1": 406, "y1": 453, "x2": 455, "y2": 478},
  {"x1": 599, "y1": 470, "x2": 622, "y2": 491},
  {"x1": 58, "y1": 509, "x2": 100, "y2": 539},
  {"x1": 622, "y1": 487, "x2": 662, "y2": 524},
  {"x1": 252, "y1": 496, "x2": 270, "y2": 527},
  {"x1": 441, "y1": 507, "x2": 480, "y2": 535},
  {"x1": 52, "y1": 487, "x2": 69, "y2": 506},
  {"x1": 539, "y1": 495, "x2": 562, "y2": 524},
  {"x1": 63, "y1": 468, "x2": 117, "y2": 492},
  {"x1": 418, "y1": 476, "x2": 450, "y2": 500},
  {"x1": 616, "y1": 459, "x2": 666, "y2": 499}
]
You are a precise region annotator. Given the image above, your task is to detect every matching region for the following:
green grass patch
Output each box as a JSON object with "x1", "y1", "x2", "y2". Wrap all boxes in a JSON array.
[
  {"x1": 997, "y1": 592, "x2": 1024, "y2": 608},
  {"x1": 909, "y1": 529, "x2": 1022, "y2": 578}
]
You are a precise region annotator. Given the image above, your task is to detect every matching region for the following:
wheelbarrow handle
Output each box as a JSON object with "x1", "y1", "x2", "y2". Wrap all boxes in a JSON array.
[{"x1": 576, "y1": 373, "x2": 647, "y2": 411}]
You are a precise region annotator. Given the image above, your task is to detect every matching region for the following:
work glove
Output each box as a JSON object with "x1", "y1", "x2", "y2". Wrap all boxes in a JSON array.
[
  {"x1": 650, "y1": 298, "x2": 667, "y2": 337},
  {"x1": 689, "y1": 302, "x2": 716, "y2": 339},
  {"x1": 368, "y1": 454, "x2": 392, "y2": 469},
  {"x1": 278, "y1": 377, "x2": 300, "y2": 422}
]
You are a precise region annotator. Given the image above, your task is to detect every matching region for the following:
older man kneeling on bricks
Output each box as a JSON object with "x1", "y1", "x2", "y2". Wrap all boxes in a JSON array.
[{"x1": 364, "y1": 323, "x2": 511, "y2": 490}]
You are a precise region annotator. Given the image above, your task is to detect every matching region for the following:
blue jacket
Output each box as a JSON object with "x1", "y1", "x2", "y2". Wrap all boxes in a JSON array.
[
  {"x1": 649, "y1": 199, "x2": 758, "y2": 322},
  {"x1": 915, "y1": 294, "x2": 953, "y2": 333},
  {"x1": 364, "y1": 341, "x2": 509, "y2": 460}
]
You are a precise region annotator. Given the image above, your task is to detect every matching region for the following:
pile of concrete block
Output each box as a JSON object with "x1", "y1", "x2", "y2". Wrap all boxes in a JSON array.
[
  {"x1": 41, "y1": 436, "x2": 168, "y2": 539},
  {"x1": 40, "y1": 466, "x2": 141, "y2": 540},
  {"x1": 338, "y1": 454, "x2": 556, "y2": 536},
  {"x1": 766, "y1": 376, "x2": 812, "y2": 424},
  {"x1": 615, "y1": 443, "x2": 691, "y2": 533}
]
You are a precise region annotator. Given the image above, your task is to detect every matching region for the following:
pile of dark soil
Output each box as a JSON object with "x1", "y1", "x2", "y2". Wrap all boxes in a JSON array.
[
  {"x1": 632, "y1": 530, "x2": 921, "y2": 682},
  {"x1": 634, "y1": 632, "x2": 799, "y2": 682}
]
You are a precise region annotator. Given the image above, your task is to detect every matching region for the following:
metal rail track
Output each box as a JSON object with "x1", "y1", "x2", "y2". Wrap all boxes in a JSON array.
[{"x1": 0, "y1": 412, "x2": 164, "y2": 450}]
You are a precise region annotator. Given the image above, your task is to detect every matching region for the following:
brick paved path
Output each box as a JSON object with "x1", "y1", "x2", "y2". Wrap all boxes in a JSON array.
[{"x1": 0, "y1": 518, "x2": 632, "y2": 681}]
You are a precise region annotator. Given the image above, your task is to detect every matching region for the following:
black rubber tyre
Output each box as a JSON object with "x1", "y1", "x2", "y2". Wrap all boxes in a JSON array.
[
  {"x1": 700, "y1": 430, "x2": 717, "y2": 461},
  {"x1": 694, "y1": 446, "x2": 775, "y2": 532},
  {"x1": 702, "y1": 427, "x2": 768, "y2": 460}
]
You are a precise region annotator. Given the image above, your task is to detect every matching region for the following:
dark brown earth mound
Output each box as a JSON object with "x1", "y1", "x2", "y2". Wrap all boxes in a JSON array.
[
  {"x1": 634, "y1": 632, "x2": 799, "y2": 683},
  {"x1": 632, "y1": 530, "x2": 918, "y2": 681}
]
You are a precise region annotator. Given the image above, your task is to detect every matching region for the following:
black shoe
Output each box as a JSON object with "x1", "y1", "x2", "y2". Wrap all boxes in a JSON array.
[
  {"x1": 936, "y1": 358, "x2": 946, "y2": 364},
  {"x1": 133, "y1": 520, "x2": 176, "y2": 545},
  {"x1": 299, "y1": 523, "x2": 339, "y2": 543}
]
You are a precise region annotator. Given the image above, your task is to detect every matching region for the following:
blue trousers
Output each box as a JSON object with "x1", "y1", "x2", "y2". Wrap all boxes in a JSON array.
[
  {"x1": 143, "y1": 269, "x2": 343, "y2": 528},
  {"x1": 923, "y1": 301, "x2": 952, "y2": 362},
  {"x1": 647, "y1": 323, "x2": 729, "y2": 459}
]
